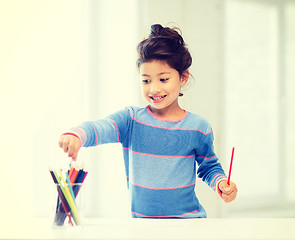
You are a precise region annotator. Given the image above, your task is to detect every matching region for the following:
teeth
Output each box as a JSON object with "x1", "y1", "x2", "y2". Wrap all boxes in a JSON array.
[{"x1": 151, "y1": 96, "x2": 165, "y2": 100}]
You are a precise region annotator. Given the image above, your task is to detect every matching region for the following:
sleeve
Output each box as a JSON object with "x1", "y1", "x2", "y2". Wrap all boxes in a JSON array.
[
  {"x1": 195, "y1": 126, "x2": 227, "y2": 197},
  {"x1": 66, "y1": 108, "x2": 131, "y2": 148}
]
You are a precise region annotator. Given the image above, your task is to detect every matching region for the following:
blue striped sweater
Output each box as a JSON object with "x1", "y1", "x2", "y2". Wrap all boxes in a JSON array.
[{"x1": 70, "y1": 106, "x2": 227, "y2": 218}]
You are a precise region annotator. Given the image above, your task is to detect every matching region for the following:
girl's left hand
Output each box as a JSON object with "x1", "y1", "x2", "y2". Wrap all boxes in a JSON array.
[{"x1": 218, "y1": 180, "x2": 238, "y2": 203}]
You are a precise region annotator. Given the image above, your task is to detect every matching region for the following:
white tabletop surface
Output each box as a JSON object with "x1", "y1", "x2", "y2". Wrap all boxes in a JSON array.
[{"x1": 1, "y1": 217, "x2": 295, "y2": 239}]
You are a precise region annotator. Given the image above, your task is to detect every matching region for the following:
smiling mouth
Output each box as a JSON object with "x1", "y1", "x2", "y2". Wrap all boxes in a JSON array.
[{"x1": 149, "y1": 95, "x2": 167, "y2": 103}]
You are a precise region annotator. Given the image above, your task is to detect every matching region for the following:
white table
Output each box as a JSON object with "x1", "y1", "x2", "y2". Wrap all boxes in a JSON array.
[{"x1": 2, "y1": 218, "x2": 295, "y2": 239}]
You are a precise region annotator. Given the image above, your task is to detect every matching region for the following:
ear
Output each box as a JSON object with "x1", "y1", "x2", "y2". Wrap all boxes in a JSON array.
[{"x1": 180, "y1": 69, "x2": 189, "y2": 87}]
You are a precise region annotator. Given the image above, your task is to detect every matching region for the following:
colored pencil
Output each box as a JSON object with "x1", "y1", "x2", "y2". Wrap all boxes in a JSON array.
[
  {"x1": 56, "y1": 184, "x2": 73, "y2": 226},
  {"x1": 70, "y1": 169, "x2": 79, "y2": 183},
  {"x1": 227, "y1": 147, "x2": 235, "y2": 185},
  {"x1": 75, "y1": 171, "x2": 88, "y2": 197},
  {"x1": 50, "y1": 167, "x2": 88, "y2": 226},
  {"x1": 72, "y1": 171, "x2": 86, "y2": 197},
  {"x1": 59, "y1": 170, "x2": 81, "y2": 225},
  {"x1": 50, "y1": 170, "x2": 73, "y2": 226},
  {"x1": 68, "y1": 166, "x2": 74, "y2": 179},
  {"x1": 49, "y1": 170, "x2": 61, "y2": 217},
  {"x1": 65, "y1": 171, "x2": 76, "y2": 201},
  {"x1": 54, "y1": 170, "x2": 77, "y2": 225}
]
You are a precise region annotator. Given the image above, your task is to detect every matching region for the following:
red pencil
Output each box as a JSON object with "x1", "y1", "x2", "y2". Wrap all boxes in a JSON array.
[{"x1": 227, "y1": 147, "x2": 235, "y2": 185}]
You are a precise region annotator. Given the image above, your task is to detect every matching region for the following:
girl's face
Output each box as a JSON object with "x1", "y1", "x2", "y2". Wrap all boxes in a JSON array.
[{"x1": 139, "y1": 60, "x2": 188, "y2": 114}]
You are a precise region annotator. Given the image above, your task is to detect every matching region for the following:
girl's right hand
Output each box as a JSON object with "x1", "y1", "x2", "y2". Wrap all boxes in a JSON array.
[{"x1": 59, "y1": 134, "x2": 82, "y2": 161}]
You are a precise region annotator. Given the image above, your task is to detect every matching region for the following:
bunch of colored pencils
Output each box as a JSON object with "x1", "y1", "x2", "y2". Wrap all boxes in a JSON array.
[{"x1": 49, "y1": 167, "x2": 88, "y2": 226}]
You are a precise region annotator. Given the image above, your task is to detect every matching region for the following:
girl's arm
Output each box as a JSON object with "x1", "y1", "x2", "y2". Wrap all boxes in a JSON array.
[
  {"x1": 196, "y1": 127, "x2": 228, "y2": 194},
  {"x1": 196, "y1": 127, "x2": 238, "y2": 202},
  {"x1": 59, "y1": 108, "x2": 131, "y2": 161}
]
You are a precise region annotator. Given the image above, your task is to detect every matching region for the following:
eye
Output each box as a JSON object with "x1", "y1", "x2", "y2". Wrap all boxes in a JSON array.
[
  {"x1": 160, "y1": 78, "x2": 169, "y2": 82},
  {"x1": 142, "y1": 79, "x2": 150, "y2": 84}
]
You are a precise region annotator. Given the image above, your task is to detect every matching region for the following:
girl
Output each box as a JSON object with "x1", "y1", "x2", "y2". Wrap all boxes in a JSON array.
[{"x1": 59, "y1": 24, "x2": 238, "y2": 218}]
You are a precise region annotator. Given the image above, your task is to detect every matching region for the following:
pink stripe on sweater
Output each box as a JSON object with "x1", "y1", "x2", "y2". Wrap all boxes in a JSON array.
[
  {"x1": 132, "y1": 209, "x2": 199, "y2": 218},
  {"x1": 128, "y1": 109, "x2": 211, "y2": 135},
  {"x1": 214, "y1": 176, "x2": 227, "y2": 191},
  {"x1": 108, "y1": 118, "x2": 120, "y2": 142},
  {"x1": 123, "y1": 147, "x2": 195, "y2": 159},
  {"x1": 71, "y1": 128, "x2": 87, "y2": 144},
  {"x1": 196, "y1": 154, "x2": 216, "y2": 160},
  {"x1": 132, "y1": 182, "x2": 195, "y2": 190},
  {"x1": 210, "y1": 174, "x2": 226, "y2": 189},
  {"x1": 209, "y1": 174, "x2": 219, "y2": 188}
]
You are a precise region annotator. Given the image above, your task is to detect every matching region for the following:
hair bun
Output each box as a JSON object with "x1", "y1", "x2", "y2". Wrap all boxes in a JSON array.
[
  {"x1": 150, "y1": 24, "x2": 184, "y2": 46},
  {"x1": 150, "y1": 24, "x2": 164, "y2": 37}
]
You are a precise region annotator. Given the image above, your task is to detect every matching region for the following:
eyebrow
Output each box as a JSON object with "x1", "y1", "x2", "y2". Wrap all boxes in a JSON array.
[{"x1": 141, "y1": 72, "x2": 171, "y2": 77}]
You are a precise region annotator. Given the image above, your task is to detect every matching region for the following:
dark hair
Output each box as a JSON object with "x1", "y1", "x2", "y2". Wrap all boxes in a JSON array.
[{"x1": 136, "y1": 24, "x2": 192, "y2": 78}]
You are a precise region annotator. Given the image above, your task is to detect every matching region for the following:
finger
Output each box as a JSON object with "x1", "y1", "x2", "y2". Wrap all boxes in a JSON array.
[
  {"x1": 62, "y1": 138, "x2": 70, "y2": 153},
  {"x1": 73, "y1": 142, "x2": 82, "y2": 161},
  {"x1": 59, "y1": 136, "x2": 65, "y2": 148},
  {"x1": 227, "y1": 191, "x2": 237, "y2": 202},
  {"x1": 222, "y1": 193, "x2": 233, "y2": 203},
  {"x1": 67, "y1": 143, "x2": 75, "y2": 158},
  {"x1": 223, "y1": 195, "x2": 233, "y2": 203},
  {"x1": 227, "y1": 183, "x2": 237, "y2": 194},
  {"x1": 222, "y1": 188, "x2": 238, "y2": 203},
  {"x1": 221, "y1": 182, "x2": 236, "y2": 194},
  {"x1": 219, "y1": 183, "x2": 231, "y2": 193},
  {"x1": 224, "y1": 187, "x2": 234, "y2": 195},
  {"x1": 72, "y1": 151, "x2": 78, "y2": 161},
  {"x1": 221, "y1": 186, "x2": 236, "y2": 197}
]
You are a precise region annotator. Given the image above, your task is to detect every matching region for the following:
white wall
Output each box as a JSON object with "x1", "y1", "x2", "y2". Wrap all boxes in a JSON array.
[
  {"x1": 81, "y1": 0, "x2": 137, "y2": 218},
  {"x1": 0, "y1": 0, "x2": 86, "y2": 223},
  {"x1": 224, "y1": 0, "x2": 295, "y2": 218},
  {"x1": 0, "y1": 0, "x2": 137, "y2": 221}
]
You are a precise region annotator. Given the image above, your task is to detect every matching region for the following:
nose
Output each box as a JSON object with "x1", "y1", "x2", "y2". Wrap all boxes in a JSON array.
[{"x1": 150, "y1": 81, "x2": 161, "y2": 94}]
